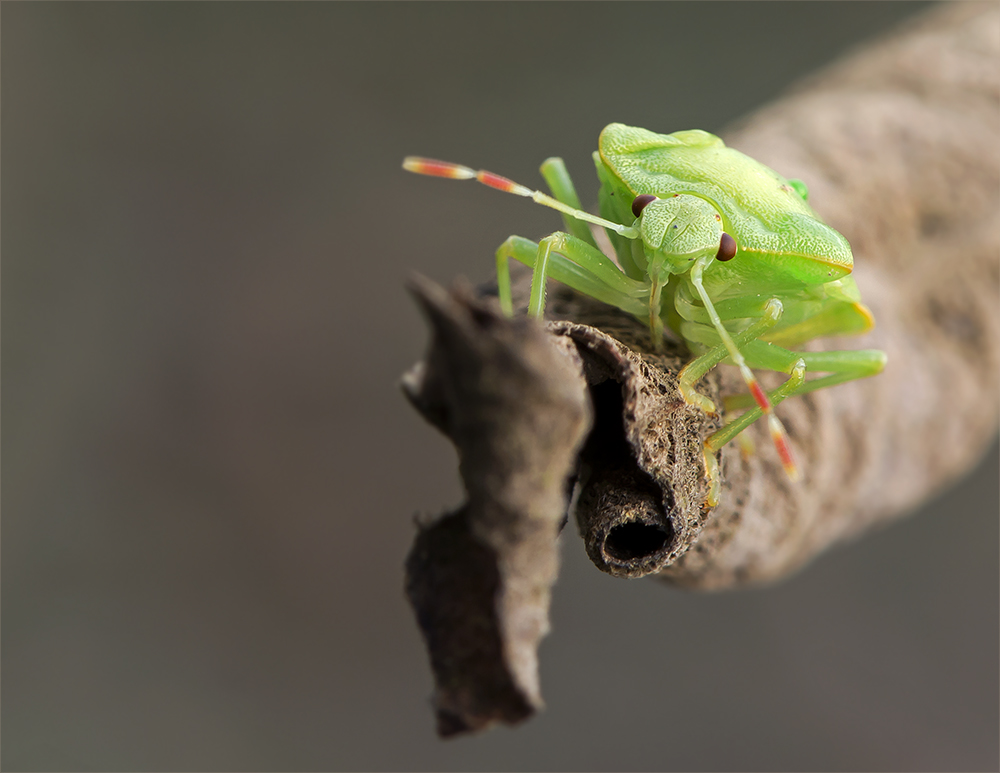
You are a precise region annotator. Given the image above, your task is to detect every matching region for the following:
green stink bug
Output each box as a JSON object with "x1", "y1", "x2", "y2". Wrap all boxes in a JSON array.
[{"x1": 404, "y1": 124, "x2": 886, "y2": 504}]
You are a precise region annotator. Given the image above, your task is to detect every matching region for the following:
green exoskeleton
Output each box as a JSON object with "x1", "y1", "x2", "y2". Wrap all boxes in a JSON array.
[{"x1": 404, "y1": 123, "x2": 886, "y2": 505}]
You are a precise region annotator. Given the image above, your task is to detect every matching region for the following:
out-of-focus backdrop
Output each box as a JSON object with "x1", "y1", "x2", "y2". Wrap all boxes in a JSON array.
[{"x1": 4, "y1": 3, "x2": 997, "y2": 771}]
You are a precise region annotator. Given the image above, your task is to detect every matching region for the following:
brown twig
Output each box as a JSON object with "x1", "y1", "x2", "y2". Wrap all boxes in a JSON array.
[{"x1": 402, "y1": 3, "x2": 999, "y2": 735}]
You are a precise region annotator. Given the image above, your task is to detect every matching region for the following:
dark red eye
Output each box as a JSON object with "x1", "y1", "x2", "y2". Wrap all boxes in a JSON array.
[
  {"x1": 716, "y1": 232, "x2": 737, "y2": 261},
  {"x1": 631, "y1": 194, "x2": 657, "y2": 218}
]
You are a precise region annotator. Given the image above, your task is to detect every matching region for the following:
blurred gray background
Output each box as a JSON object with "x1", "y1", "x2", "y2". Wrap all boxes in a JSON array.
[{"x1": 4, "y1": 3, "x2": 997, "y2": 771}]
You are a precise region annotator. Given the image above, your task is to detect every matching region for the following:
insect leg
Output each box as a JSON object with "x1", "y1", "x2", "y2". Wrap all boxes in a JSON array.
[
  {"x1": 539, "y1": 158, "x2": 599, "y2": 248},
  {"x1": 722, "y1": 346, "x2": 887, "y2": 411},
  {"x1": 687, "y1": 260, "x2": 799, "y2": 480},
  {"x1": 788, "y1": 349, "x2": 887, "y2": 392},
  {"x1": 496, "y1": 246, "x2": 515, "y2": 316},
  {"x1": 699, "y1": 354, "x2": 806, "y2": 509},
  {"x1": 674, "y1": 281, "x2": 782, "y2": 326},
  {"x1": 677, "y1": 298, "x2": 785, "y2": 413},
  {"x1": 528, "y1": 238, "x2": 553, "y2": 317},
  {"x1": 698, "y1": 344, "x2": 885, "y2": 503},
  {"x1": 649, "y1": 279, "x2": 664, "y2": 350},
  {"x1": 706, "y1": 357, "x2": 806, "y2": 452},
  {"x1": 495, "y1": 234, "x2": 648, "y2": 318}
]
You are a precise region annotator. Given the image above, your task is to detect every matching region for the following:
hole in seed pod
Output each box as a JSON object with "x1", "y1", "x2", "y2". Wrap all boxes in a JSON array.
[{"x1": 605, "y1": 521, "x2": 672, "y2": 561}]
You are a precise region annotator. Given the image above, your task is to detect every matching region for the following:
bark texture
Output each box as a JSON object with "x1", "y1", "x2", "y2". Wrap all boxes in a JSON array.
[{"x1": 403, "y1": 3, "x2": 999, "y2": 734}]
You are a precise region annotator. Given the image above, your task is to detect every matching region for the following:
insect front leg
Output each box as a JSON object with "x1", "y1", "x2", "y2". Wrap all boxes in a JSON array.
[{"x1": 495, "y1": 233, "x2": 648, "y2": 320}]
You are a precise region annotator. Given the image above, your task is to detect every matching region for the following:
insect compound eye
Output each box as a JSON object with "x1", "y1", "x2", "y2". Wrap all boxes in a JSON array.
[
  {"x1": 716, "y1": 232, "x2": 737, "y2": 261},
  {"x1": 631, "y1": 194, "x2": 658, "y2": 218}
]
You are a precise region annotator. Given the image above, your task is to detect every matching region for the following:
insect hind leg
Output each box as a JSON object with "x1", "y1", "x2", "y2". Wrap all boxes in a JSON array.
[
  {"x1": 706, "y1": 343, "x2": 885, "y2": 493},
  {"x1": 722, "y1": 346, "x2": 887, "y2": 413}
]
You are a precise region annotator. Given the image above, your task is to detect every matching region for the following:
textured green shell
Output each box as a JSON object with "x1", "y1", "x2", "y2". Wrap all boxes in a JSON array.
[{"x1": 598, "y1": 124, "x2": 853, "y2": 289}]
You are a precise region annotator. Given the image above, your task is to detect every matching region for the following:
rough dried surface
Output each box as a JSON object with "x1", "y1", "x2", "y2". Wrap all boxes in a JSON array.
[
  {"x1": 402, "y1": 277, "x2": 591, "y2": 736},
  {"x1": 546, "y1": 308, "x2": 718, "y2": 578}
]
